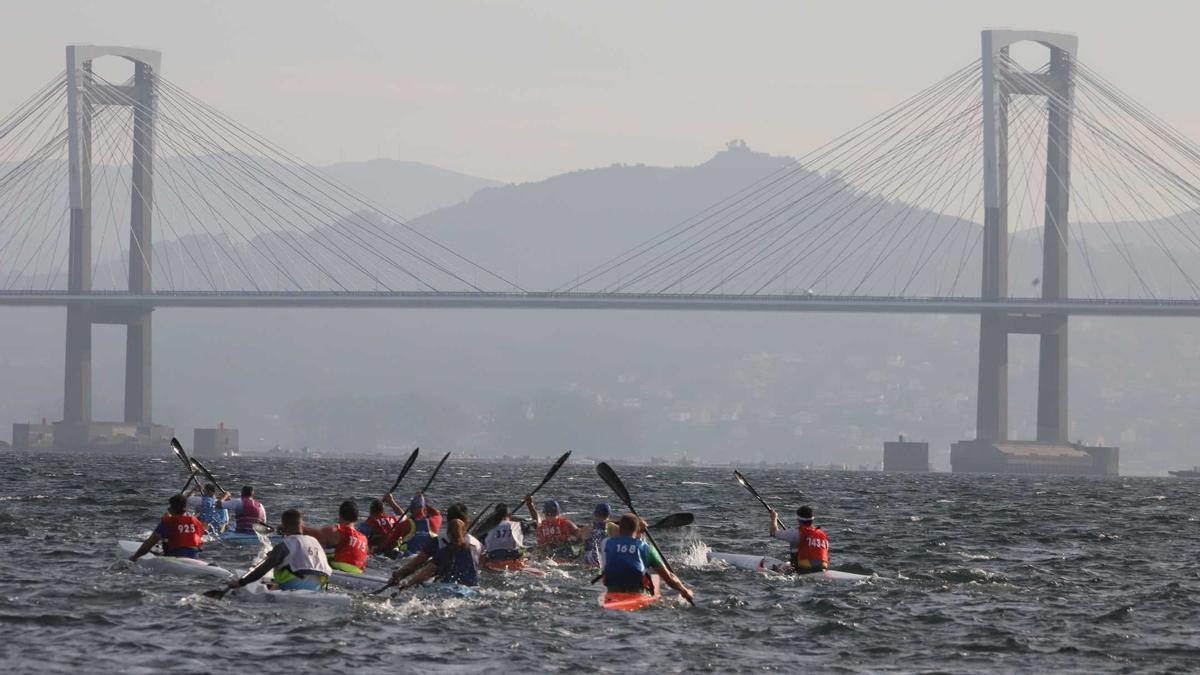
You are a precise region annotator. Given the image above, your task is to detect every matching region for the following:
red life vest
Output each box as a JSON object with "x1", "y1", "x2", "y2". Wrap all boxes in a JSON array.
[
  {"x1": 332, "y1": 523, "x2": 369, "y2": 570},
  {"x1": 162, "y1": 514, "x2": 204, "y2": 550},
  {"x1": 537, "y1": 516, "x2": 572, "y2": 546},
  {"x1": 791, "y1": 524, "x2": 830, "y2": 570},
  {"x1": 366, "y1": 513, "x2": 397, "y2": 538}
]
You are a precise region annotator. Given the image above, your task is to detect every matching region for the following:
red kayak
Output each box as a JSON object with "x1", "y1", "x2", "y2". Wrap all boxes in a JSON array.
[
  {"x1": 481, "y1": 557, "x2": 546, "y2": 577},
  {"x1": 598, "y1": 574, "x2": 662, "y2": 611}
]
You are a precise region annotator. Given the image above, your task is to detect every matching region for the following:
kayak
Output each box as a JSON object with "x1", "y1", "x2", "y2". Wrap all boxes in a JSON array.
[
  {"x1": 217, "y1": 530, "x2": 270, "y2": 546},
  {"x1": 117, "y1": 540, "x2": 233, "y2": 579},
  {"x1": 328, "y1": 569, "x2": 391, "y2": 592},
  {"x1": 481, "y1": 557, "x2": 547, "y2": 577},
  {"x1": 708, "y1": 551, "x2": 872, "y2": 581},
  {"x1": 226, "y1": 581, "x2": 353, "y2": 608},
  {"x1": 599, "y1": 574, "x2": 662, "y2": 611}
]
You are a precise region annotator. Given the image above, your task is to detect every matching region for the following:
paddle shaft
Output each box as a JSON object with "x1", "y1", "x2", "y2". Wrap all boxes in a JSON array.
[
  {"x1": 396, "y1": 452, "x2": 451, "y2": 518},
  {"x1": 511, "y1": 451, "x2": 571, "y2": 517},
  {"x1": 387, "y1": 447, "x2": 420, "y2": 494},
  {"x1": 735, "y1": 470, "x2": 784, "y2": 529}
]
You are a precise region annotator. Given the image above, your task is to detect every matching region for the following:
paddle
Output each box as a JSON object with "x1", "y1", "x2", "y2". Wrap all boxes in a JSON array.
[
  {"x1": 203, "y1": 586, "x2": 232, "y2": 600},
  {"x1": 595, "y1": 462, "x2": 694, "y2": 606},
  {"x1": 471, "y1": 451, "x2": 572, "y2": 538},
  {"x1": 395, "y1": 451, "x2": 452, "y2": 518},
  {"x1": 734, "y1": 469, "x2": 784, "y2": 529},
  {"x1": 171, "y1": 438, "x2": 198, "y2": 493},
  {"x1": 387, "y1": 447, "x2": 420, "y2": 495},
  {"x1": 189, "y1": 455, "x2": 226, "y2": 496},
  {"x1": 648, "y1": 512, "x2": 694, "y2": 530}
]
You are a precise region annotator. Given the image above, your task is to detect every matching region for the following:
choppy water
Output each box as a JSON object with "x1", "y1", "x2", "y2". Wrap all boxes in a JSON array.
[{"x1": 2, "y1": 453, "x2": 1199, "y2": 673}]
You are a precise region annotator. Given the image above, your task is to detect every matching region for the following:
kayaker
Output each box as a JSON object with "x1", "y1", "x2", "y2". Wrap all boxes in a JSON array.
[
  {"x1": 380, "y1": 493, "x2": 442, "y2": 556},
  {"x1": 388, "y1": 503, "x2": 481, "y2": 587},
  {"x1": 186, "y1": 483, "x2": 231, "y2": 534},
  {"x1": 481, "y1": 503, "x2": 524, "y2": 563},
  {"x1": 129, "y1": 494, "x2": 205, "y2": 561},
  {"x1": 768, "y1": 505, "x2": 829, "y2": 574},
  {"x1": 601, "y1": 514, "x2": 693, "y2": 603},
  {"x1": 358, "y1": 499, "x2": 399, "y2": 554},
  {"x1": 579, "y1": 502, "x2": 618, "y2": 566},
  {"x1": 525, "y1": 496, "x2": 582, "y2": 558},
  {"x1": 226, "y1": 508, "x2": 332, "y2": 591},
  {"x1": 302, "y1": 500, "x2": 370, "y2": 574},
  {"x1": 394, "y1": 518, "x2": 479, "y2": 590},
  {"x1": 225, "y1": 485, "x2": 267, "y2": 534}
]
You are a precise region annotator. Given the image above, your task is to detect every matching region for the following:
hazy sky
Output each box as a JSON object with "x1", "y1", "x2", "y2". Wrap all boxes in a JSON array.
[{"x1": 3, "y1": 1, "x2": 1196, "y2": 182}]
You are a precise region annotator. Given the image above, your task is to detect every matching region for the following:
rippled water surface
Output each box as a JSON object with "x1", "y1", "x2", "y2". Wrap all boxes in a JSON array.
[{"x1": 3, "y1": 453, "x2": 1199, "y2": 673}]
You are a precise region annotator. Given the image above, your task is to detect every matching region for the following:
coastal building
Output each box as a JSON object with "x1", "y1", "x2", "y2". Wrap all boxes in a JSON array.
[
  {"x1": 950, "y1": 440, "x2": 1118, "y2": 476},
  {"x1": 883, "y1": 435, "x2": 930, "y2": 472}
]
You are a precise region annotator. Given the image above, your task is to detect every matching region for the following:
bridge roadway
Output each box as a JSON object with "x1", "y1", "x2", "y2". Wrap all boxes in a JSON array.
[{"x1": 1, "y1": 290, "x2": 1200, "y2": 317}]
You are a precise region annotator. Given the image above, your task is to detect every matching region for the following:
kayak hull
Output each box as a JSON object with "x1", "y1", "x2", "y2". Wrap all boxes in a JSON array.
[
  {"x1": 117, "y1": 540, "x2": 232, "y2": 579},
  {"x1": 228, "y1": 581, "x2": 353, "y2": 608},
  {"x1": 599, "y1": 574, "x2": 662, "y2": 611},
  {"x1": 708, "y1": 551, "x2": 871, "y2": 581},
  {"x1": 328, "y1": 569, "x2": 390, "y2": 591}
]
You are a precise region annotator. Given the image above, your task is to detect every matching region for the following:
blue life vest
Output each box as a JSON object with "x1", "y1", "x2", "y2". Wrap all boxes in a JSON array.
[
  {"x1": 433, "y1": 546, "x2": 478, "y2": 586},
  {"x1": 196, "y1": 496, "x2": 228, "y2": 527},
  {"x1": 401, "y1": 516, "x2": 435, "y2": 555},
  {"x1": 603, "y1": 535, "x2": 649, "y2": 590},
  {"x1": 581, "y1": 519, "x2": 611, "y2": 565}
]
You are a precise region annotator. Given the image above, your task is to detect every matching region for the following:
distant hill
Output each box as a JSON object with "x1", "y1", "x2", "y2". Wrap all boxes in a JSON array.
[{"x1": 319, "y1": 158, "x2": 502, "y2": 221}]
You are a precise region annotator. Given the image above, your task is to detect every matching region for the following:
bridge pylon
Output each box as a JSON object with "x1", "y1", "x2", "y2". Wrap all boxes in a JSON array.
[
  {"x1": 57, "y1": 45, "x2": 170, "y2": 451},
  {"x1": 956, "y1": 29, "x2": 1116, "y2": 475}
]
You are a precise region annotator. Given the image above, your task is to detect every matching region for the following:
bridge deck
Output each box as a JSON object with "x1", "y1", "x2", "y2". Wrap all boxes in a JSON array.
[{"x1": 0, "y1": 291, "x2": 1199, "y2": 316}]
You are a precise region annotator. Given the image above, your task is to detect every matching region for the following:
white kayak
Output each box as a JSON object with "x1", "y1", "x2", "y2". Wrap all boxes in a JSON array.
[
  {"x1": 708, "y1": 551, "x2": 872, "y2": 582},
  {"x1": 225, "y1": 581, "x2": 353, "y2": 608},
  {"x1": 117, "y1": 540, "x2": 233, "y2": 579},
  {"x1": 328, "y1": 569, "x2": 391, "y2": 592},
  {"x1": 216, "y1": 530, "x2": 270, "y2": 546}
]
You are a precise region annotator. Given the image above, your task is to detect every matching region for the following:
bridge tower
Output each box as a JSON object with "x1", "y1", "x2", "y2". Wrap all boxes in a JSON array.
[
  {"x1": 955, "y1": 30, "x2": 1115, "y2": 474},
  {"x1": 58, "y1": 45, "x2": 168, "y2": 450}
]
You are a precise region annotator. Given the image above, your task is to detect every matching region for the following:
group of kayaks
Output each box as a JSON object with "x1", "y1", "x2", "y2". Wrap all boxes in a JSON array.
[{"x1": 124, "y1": 440, "x2": 873, "y2": 612}]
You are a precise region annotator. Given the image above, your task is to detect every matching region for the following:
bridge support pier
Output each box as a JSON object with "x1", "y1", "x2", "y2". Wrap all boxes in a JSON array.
[
  {"x1": 954, "y1": 30, "x2": 1112, "y2": 474},
  {"x1": 55, "y1": 45, "x2": 169, "y2": 452}
]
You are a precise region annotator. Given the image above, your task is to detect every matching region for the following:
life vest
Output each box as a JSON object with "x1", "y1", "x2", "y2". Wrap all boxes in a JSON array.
[
  {"x1": 195, "y1": 496, "x2": 228, "y2": 527},
  {"x1": 433, "y1": 544, "x2": 479, "y2": 586},
  {"x1": 363, "y1": 513, "x2": 398, "y2": 542},
  {"x1": 485, "y1": 520, "x2": 523, "y2": 554},
  {"x1": 162, "y1": 514, "x2": 204, "y2": 552},
  {"x1": 536, "y1": 516, "x2": 572, "y2": 547},
  {"x1": 400, "y1": 514, "x2": 435, "y2": 554},
  {"x1": 602, "y1": 535, "x2": 651, "y2": 591},
  {"x1": 279, "y1": 534, "x2": 333, "y2": 577},
  {"x1": 791, "y1": 524, "x2": 830, "y2": 571},
  {"x1": 235, "y1": 497, "x2": 265, "y2": 533},
  {"x1": 331, "y1": 523, "x2": 368, "y2": 571},
  {"x1": 581, "y1": 519, "x2": 616, "y2": 564}
]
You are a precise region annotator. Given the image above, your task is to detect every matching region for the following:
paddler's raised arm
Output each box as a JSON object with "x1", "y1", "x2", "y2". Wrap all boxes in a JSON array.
[
  {"x1": 524, "y1": 495, "x2": 540, "y2": 525},
  {"x1": 382, "y1": 492, "x2": 405, "y2": 516},
  {"x1": 768, "y1": 509, "x2": 780, "y2": 538}
]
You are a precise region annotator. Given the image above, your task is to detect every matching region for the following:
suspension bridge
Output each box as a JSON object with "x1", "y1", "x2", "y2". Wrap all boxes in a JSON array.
[{"x1": 3, "y1": 32, "x2": 1199, "y2": 468}]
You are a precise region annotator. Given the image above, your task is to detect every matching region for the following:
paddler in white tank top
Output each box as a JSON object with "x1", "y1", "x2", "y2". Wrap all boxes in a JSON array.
[{"x1": 226, "y1": 508, "x2": 332, "y2": 591}]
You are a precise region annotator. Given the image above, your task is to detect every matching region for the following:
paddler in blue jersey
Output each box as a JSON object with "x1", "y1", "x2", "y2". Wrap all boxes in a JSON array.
[
  {"x1": 393, "y1": 519, "x2": 479, "y2": 590},
  {"x1": 185, "y1": 483, "x2": 231, "y2": 534},
  {"x1": 388, "y1": 502, "x2": 481, "y2": 588},
  {"x1": 579, "y1": 502, "x2": 618, "y2": 566},
  {"x1": 601, "y1": 514, "x2": 693, "y2": 602},
  {"x1": 226, "y1": 508, "x2": 332, "y2": 591}
]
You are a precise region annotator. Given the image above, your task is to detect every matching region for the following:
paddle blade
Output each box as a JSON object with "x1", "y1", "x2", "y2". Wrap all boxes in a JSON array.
[
  {"x1": 532, "y1": 451, "x2": 572, "y2": 494},
  {"x1": 388, "y1": 447, "x2": 420, "y2": 494},
  {"x1": 203, "y1": 588, "x2": 230, "y2": 600},
  {"x1": 649, "y1": 513, "x2": 694, "y2": 530},
  {"x1": 596, "y1": 462, "x2": 633, "y2": 509},
  {"x1": 733, "y1": 469, "x2": 751, "y2": 489},
  {"x1": 470, "y1": 505, "x2": 504, "y2": 539}
]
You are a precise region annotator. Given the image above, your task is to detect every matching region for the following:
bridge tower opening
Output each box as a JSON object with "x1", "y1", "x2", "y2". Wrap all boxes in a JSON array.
[
  {"x1": 956, "y1": 29, "x2": 1117, "y2": 475},
  {"x1": 57, "y1": 44, "x2": 170, "y2": 451}
]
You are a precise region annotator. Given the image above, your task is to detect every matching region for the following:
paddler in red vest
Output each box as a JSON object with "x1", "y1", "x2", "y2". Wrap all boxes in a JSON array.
[
  {"x1": 358, "y1": 499, "x2": 400, "y2": 554},
  {"x1": 225, "y1": 485, "x2": 267, "y2": 534},
  {"x1": 768, "y1": 505, "x2": 829, "y2": 574},
  {"x1": 301, "y1": 500, "x2": 370, "y2": 574},
  {"x1": 380, "y1": 493, "x2": 443, "y2": 556},
  {"x1": 129, "y1": 494, "x2": 205, "y2": 560},
  {"x1": 525, "y1": 496, "x2": 582, "y2": 558}
]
